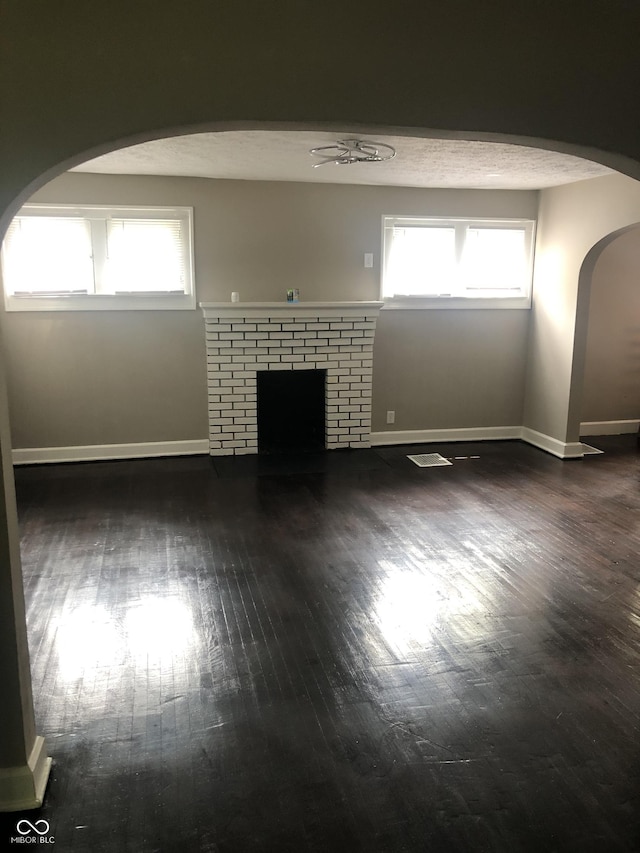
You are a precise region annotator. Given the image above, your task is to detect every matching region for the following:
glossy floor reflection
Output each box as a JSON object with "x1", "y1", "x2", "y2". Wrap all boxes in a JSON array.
[{"x1": 3, "y1": 438, "x2": 640, "y2": 851}]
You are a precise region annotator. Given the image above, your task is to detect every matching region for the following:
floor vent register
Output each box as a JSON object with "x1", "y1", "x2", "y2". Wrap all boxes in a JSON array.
[{"x1": 406, "y1": 453, "x2": 453, "y2": 468}]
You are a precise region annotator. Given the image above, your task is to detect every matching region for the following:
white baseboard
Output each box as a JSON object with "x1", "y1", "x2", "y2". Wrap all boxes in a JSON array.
[
  {"x1": 12, "y1": 439, "x2": 209, "y2": 466},
  {"x1": 371, "y1": 426, "x2": 522, "y2": 446},
  {"x1": 16, "y1": 423, "x2": 627, "y2": 466},
  {"x1": 519, "y1": 427, "x2": 585, "y2": 459},
  {"x1": 0, "y1": 735, "x2": 51, "y2": 812},
  {"x1": 372, "y1": 425, "x2": 590, "y2": 459},
  {"x1": 580, "y1": 419, "x2": 639, "y2": 436}
]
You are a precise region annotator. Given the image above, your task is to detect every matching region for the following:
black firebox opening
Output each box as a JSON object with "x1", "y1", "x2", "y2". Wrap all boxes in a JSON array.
[{"x1": 257, "y1": 369, "x2": 326, "y2": 454}]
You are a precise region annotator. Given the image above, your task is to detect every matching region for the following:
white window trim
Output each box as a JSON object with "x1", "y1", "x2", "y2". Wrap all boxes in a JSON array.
[
  {"x1": 381, "y1": 215, "x2": 536, "y2": 310},
  {"x1": 2, "y1": 204, "x2": 196, "y2": 312}
]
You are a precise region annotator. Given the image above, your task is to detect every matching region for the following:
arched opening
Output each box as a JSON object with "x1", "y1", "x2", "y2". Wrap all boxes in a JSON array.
[
  {"x1": 0, "y1": 124, "x2": 625, "y2": 464},
  {"x1": 579, "y1": 223, "x2": 640, "y2": 439},
  {"x1": 4, "y1": 121, "x2": 640, "y2": 828},
  {"x1": 3, "y1": 1, "x2": 640, "y2": 839}
]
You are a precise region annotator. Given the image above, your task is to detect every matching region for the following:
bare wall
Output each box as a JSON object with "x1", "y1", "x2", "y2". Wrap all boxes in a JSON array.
[
  {"x1": 1, "y1": 172, "x2": 537, "y2": 449},
  {"x1": 372, "y1": 309, "x2": 528, "y2": 432}
]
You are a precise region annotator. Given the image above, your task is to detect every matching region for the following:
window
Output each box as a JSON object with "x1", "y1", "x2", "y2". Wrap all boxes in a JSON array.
[
  {"x1": 382, "y1": 216, "x2": 535, "y2": 308},
  {"x1": 1, "y1": 204, "x2": 195, "y2": 311}
]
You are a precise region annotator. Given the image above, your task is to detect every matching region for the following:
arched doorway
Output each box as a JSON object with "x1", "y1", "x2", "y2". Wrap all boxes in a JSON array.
[
  {"x1": 579, "y1": 224, "x2": 640, "y2": 438},
  {"x1": 0, "y1": 125, "x2": 629, "y2": 465},
  {"x1": 3, "y1": 121, "x2": 640, "y2": 820}
]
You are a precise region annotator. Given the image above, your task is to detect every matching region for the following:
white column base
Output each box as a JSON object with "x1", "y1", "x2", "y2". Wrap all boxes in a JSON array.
[
  {"x1": 0, "y1": 736, "x2": 52, "y2": 812},
  {"x1": 520, "y1": 427, "x2": 585, "y2": 459}
]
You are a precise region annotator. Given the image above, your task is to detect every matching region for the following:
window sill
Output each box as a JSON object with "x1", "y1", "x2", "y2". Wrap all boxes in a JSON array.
[
  {"x1": 4, "y1": 293, "x2": 196, "y2": 312},
  {"x1": 381, "y1": 295, "x2": 531, "y2": 310}
]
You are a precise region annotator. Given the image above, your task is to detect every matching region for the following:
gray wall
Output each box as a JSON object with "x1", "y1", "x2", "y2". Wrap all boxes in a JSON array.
[
  {"x1": 581, "y1": 225, "x2": 640, "y2": 423},
  {"x1": 373, "y1": 309, "x2": 528, "y2": 431},
  {"x1": 1, "y1": 172, "x2": 537, "y2": 448}
]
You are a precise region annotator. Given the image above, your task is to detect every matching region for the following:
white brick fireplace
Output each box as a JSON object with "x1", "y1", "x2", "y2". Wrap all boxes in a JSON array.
[{"x1": 201, "y1": 302, "x2": 383, "y2": 456}]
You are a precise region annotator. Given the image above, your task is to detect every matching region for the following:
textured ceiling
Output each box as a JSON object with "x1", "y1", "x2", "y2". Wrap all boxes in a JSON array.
[{"x1": 72, "y1": 131, "x2": 614, "y2": 190}]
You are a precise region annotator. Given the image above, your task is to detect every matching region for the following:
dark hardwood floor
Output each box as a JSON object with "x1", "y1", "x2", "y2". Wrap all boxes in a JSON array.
[{"x1": 2, "y1": 437, "x2": 640, "y2": 852}]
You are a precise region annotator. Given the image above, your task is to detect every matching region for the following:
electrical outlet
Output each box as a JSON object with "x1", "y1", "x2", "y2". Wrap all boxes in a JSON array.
[
  {"x1": 364, "y1": 253, "x2": 374, "y2": 268},
  {"x1": 386, "y1": 410, "x2": 395, "y2": 424}
]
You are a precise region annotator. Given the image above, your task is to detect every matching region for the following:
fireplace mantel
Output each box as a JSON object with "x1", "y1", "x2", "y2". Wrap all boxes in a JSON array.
[
  {"x1": 201, "y1": 301, "x2": 383, "y2": 456},
  {"x1": 200, "y1": 301, "x2": 384, "y2": 319}
]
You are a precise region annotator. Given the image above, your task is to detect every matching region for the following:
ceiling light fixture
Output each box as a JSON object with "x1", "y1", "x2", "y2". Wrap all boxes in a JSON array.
[{"x1": 309, "y1": 138, "x2": 396, "y2": 168}]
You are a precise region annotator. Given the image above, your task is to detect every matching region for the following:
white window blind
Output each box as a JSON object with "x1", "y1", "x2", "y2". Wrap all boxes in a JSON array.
[
  {"x1": 106, "y1": 218, "x2": 186, "y2": 294},
  {"x1": 4, "y1": 216, "x2": 94, "y2": 295},
  {"x1": 386, "y1": 226, "x2": 456, "y2": 296},
  {"x1": 460, "y1": 227, "x2": 528, "y2": 292}
]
